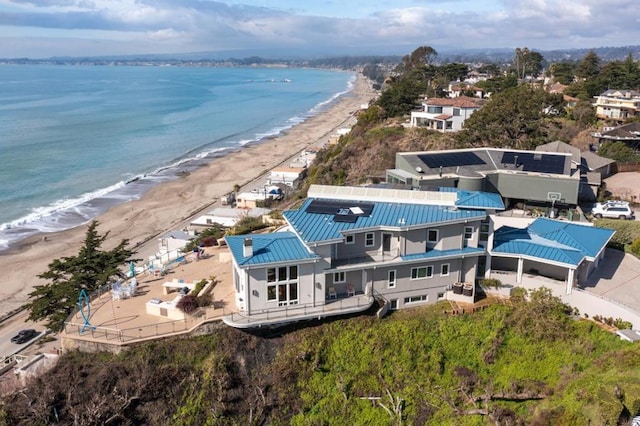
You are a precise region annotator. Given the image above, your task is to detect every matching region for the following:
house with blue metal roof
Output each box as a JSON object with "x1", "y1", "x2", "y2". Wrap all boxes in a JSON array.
[
  {"x1": 223, "y1": 185, "x2": 505, "y2": 328},
  {"x1": 490, "y1": 218, "x2": 615, "y2": 294}
]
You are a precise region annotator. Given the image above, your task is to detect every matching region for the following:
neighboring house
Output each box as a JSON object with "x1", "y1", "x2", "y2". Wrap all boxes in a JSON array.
[
  {"x1": 236, "y1": 186, "x2": 283, "y2": 209},
  {"x1": 491, "y1": 218, "x2": 614, "y2": 294},
  {"x1": 223, "y1": 184, "x2": 614, "y2": 329},
  {"x1": 224, "y1": 184, "x2": 504, "y2": 328},
  {"x1": 592, "y1": 122, "x2": 640, "y2": 150},
  {"x1": 157, "y1": 230, "x2": 195, "y2": 263},
  {"x1": 190, "y1": 207, "x2": 271, "y2": 228},
  {"x1": 446, "y1": 82, "x2": 485, "y2": 99},
  {"x1": 266, "y1": 166, "x2": 307, "y2": 189},
  {"x1": 386, "y1": 148, "x2": 580, "y2": 207},
  {"x1": 410, "y1": 96, "x2": 484, "y2": 132},
  {"x1": 593, "y1": 89, "x2": 640, "y2": 122}
]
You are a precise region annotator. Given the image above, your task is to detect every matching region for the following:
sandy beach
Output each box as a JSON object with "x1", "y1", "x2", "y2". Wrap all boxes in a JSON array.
[{"x1": 0, "y1": 72, "x2": 376, "y2": 317}]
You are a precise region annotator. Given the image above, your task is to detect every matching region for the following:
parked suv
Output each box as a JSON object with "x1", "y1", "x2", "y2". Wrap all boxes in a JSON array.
[{"x1": 591, "y1": 200, "x2": 635, "y2": 220}]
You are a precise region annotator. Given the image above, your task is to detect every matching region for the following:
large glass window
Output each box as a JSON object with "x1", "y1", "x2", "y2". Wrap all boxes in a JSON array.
[
  {"x1": 427, "y1": 229, "x2": 439, "y2": 243},
  {"x1": 266, "y1": 266, "x2": 299, "y2": 305},
  {"x1": 427, "y1": 106, "x2": 443, "y2": 114}
]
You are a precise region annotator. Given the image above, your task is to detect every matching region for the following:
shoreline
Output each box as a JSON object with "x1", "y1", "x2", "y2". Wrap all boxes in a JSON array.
[{"x1": 0, "y1": 73, "x2": 376, "y2": 317}]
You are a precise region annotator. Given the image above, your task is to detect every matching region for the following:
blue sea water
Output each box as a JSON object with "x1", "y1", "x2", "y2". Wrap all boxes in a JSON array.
[{"x1": 0, "y1": 65, "x2": 354, "y2": 251}]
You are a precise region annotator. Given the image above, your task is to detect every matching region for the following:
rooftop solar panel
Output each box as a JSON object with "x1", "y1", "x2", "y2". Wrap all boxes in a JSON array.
[
  {"x1": 500, "y1": 152, "x2": 566, "y2": 174},
  {"x1": 306, "y1": 199, "x2": 374, "y2": 216},
  {"x1": 417, "y1": 151, "x2": 487, "y2": 169}
]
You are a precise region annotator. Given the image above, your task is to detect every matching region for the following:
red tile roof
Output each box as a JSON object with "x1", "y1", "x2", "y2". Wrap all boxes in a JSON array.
[{"x1": 425, "y1": 96, "x2": 482, "y2": 108}]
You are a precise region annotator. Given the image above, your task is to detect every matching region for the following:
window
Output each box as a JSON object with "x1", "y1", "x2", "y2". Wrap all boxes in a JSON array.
[
  {"x1": 390, "y1": 299, "x2": 398, "y2": 310},
  {"x1": 437, "y1": 292, "x2": 445, "y2": 300},
  {"x1": 441, "y1": 263, "x2": 450, "y2": 276},
  {"x1": 388, "y1": 270, "x2": 396, "y2": 288},
  {"x1": 334, "y1": 271, "x2": 346, "y2": 283},
  {"x1": 427, "y1": 229, "x2": 438, "y2": 243},
  {"x1": 267, "y1": 266, "x2": 298, "y2": 305},
  {"x1": 411, "y1": 266, "x2": 433, "y2": 280},
  {"x1": 345, "y1": 234, "x2": 354, "y2": 245},
  {"x1": 404, "y1": 295, "x2": 428, "y2": 304},
  {"x1": 453, "y1": 108, "x2": 460, "y2": 116},
  {"x1": 464, "y1": 226, "x2": 474, "y2": 240},
  {"x1": 479, "y1": 220, "x2": 490, "y2": 242},
  {"x1": 365, "y1": 232, "x2": 375, "y2": 247},
  {"x1": 427, "y1": 106, "x2": 443, "y2": 114}
]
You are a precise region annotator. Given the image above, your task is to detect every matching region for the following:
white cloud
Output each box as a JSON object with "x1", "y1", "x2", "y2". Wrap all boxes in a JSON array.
[{"x1": 0, "y1": 0, "x2": 638, "y2": 58}]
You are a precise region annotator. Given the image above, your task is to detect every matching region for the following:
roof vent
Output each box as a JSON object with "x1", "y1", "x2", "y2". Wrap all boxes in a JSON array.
[{"x1": 416, "y1": 166, "x2": 423, "y2": 173}]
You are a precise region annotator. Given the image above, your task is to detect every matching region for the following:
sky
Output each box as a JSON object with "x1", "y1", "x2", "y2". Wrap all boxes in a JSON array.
[{"x1": 0, "y1": 0, "x2": 638, "y2": 59}]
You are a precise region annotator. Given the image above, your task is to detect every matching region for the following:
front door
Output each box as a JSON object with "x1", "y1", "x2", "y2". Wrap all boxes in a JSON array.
[{"x1": 382, "y1": 233, "x2": 392, "y2": 254}]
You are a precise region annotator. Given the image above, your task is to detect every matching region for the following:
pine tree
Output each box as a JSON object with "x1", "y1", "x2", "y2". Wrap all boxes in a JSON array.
[{"x1": 26, "y1": 221, "x2": 136, "y2": 331}]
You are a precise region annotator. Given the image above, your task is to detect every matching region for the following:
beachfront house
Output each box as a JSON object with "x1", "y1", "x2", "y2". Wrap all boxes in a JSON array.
[
  {"x1": 223, "y1": 185, "x2": 504, "y2": 328},
  {"x1": 223, "y1": 184, "x2": 615, "y2": 329}
]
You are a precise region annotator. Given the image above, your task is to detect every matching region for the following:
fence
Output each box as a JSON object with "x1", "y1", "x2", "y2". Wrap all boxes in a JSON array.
[
  {"x1": 614, "y1": 162, "x2": 640, "y2": 173},
  {"x1": 63, "y1": 305, "x2": 231, "y2": 344}
]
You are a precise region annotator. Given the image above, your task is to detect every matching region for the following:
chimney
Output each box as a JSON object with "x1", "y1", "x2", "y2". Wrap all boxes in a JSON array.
[{"x1": 243, "y1": 238, "x2": 253, "y2": 257}]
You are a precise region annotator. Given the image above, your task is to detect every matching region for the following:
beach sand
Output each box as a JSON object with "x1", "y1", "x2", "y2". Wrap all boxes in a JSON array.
[{"x1": 0, "y1": 73, "x2": 376, "y2": 317}]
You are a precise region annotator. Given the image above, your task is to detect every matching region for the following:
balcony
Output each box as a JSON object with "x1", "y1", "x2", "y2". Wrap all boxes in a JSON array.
[
  {"x1": 222, "y1": 293, "x2": 374, "y2": 328},
  {"x1": 331, "y1": 251, "x2": 400, "y2": 269}
]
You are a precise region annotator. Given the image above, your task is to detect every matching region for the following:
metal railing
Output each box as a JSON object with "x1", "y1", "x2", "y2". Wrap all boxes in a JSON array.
[
  {"x1": 63, "y1": 305, "x2": 232, "y2": 344},
  {"x1": 224, "y1": 294, "x2": 374, "y2": 326}
]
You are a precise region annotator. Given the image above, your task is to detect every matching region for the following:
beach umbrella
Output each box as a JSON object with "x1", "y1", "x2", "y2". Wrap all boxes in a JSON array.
[{"x1": 129, "y1": 261, "x2": 135, "y2": 278}]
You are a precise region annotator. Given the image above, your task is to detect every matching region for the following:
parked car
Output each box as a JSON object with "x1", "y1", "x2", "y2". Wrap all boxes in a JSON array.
[
  {"x1": 10, "y1": 329, "x2": 38, "y2": 344},
  {"x1": 591, "y1": 200, "x2": 635, "y2": 220}
]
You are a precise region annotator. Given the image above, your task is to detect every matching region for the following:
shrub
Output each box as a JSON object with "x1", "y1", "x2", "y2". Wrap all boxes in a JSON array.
[
  {"x1": 176, "y1": 295, "x2": 199, "y2": 315},
  {"x1": 614, "y1": 318, "x2": 632, "y2": 330},
  {"x1": 227, "y1": 216, "x2": 267, "y2": 236},
  {"x1": 193, "y1": 279, "x2": 208, "y2": 297},
  {"x1": 481, "y1": 278, "x2": 502, "y2": 289}
]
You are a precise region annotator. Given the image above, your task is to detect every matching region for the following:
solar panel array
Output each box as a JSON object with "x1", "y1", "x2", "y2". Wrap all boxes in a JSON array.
[
  {"x1": 306, "y1": 199, "x2": 374, "y2": 223},
  {"x1": 500, "y1": 152, "x2": 565, "y2": 174},
  {"x1": 417, "y1": 151, "x2": 487, "y2": 169}
]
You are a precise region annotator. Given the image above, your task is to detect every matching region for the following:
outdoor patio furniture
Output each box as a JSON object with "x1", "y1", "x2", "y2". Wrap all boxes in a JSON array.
[
  {"x1": 346, "y1": 284, "x2": 355, "y2": 297},
  {"x1": 328, "y1": 286, "x2": 337, "y2": 299}
]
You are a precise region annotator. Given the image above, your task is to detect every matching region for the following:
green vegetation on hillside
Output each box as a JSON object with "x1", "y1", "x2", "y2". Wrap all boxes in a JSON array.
[{"x1": 3, "y1": 288, "x2": 638, "y2": 424}]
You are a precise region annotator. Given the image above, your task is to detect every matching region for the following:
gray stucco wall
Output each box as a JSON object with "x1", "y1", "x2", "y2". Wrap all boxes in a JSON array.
[{"x1": 489, "y1": 173, "x2": 579, "y2": 205}]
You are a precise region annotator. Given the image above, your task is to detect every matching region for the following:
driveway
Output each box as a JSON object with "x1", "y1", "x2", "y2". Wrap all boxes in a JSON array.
[{"x1": 581, "y1": 248, "x2": 640, "y2": 312}]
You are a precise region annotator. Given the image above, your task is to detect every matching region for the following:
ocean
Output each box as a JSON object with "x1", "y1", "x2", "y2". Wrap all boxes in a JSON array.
[{"x1": 0, "y1": 64, "x2": 354, "y2": 251}]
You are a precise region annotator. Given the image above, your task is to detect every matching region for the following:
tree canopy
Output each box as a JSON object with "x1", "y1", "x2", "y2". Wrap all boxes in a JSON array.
[
  {"x1": 26, "y1": 221, "x2": 136, "y2": 331},
  {"x1": 456, "y1": 84, "x2": 565, "y2": 149}
]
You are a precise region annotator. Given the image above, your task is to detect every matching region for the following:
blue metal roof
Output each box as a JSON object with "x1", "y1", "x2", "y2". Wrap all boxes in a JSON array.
[
  {"x1": 401, "y1": 246, "x2": 486, "y2": 262},
  {"x1": 225, "y1": 232, "x2": 319, "y2": 267},
  {"x1": 454, "y1": 190, "x2": 505, "y2": 210},
  {"x1": 284, "y1": 198, "x2": 487, "y2": 244},
  {"x1": 438, "y1": 187, "x2": 504, "y2": 209},
  {"x1": 492, "y1": 218, "x2": 615, "y2": 266}
]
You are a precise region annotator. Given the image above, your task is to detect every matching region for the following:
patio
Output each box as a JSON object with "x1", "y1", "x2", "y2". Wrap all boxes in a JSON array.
[{"x1": 61, "y1": 246, "x2": 237, "y2": 347}]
